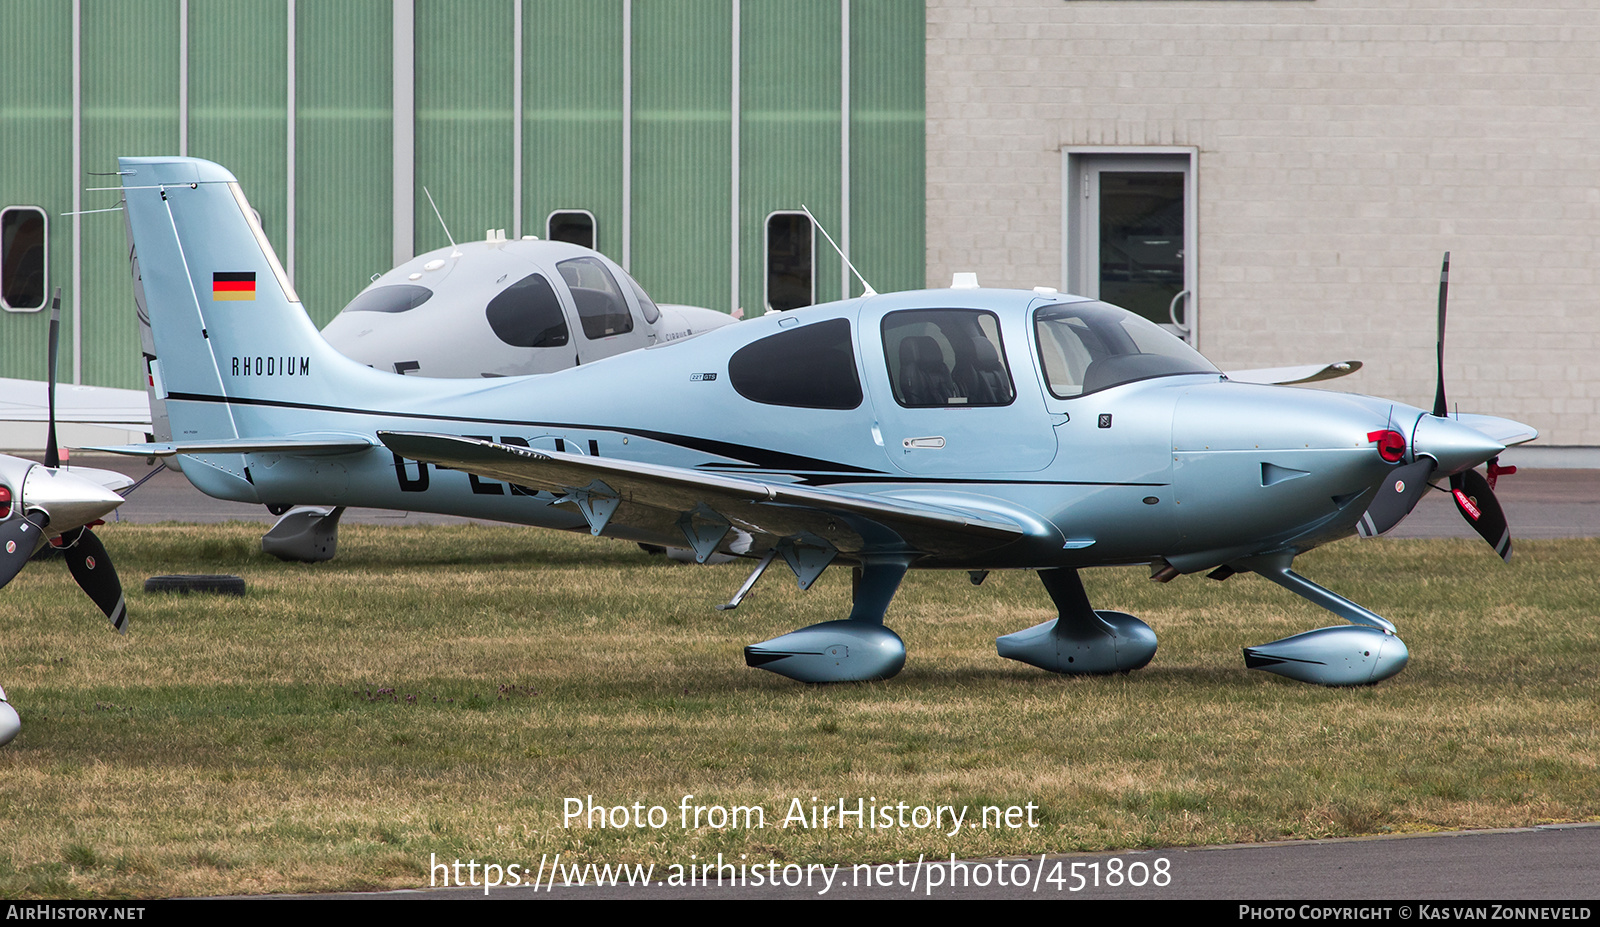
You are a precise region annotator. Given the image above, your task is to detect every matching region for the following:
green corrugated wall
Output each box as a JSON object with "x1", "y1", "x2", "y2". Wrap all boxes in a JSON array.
[
  {"x1": 523, "y1": 0, "x2": 624, "y2": 261},
  {"x1": 632, "y1": 0, "x2": 732, "y2": 310},
  {"x1": 295, "y1": 0, "x2": 392, "y2": 326},
  {"x1": 0, "y1": 0, "x2": 924, "y2": 389},
  {"x1": 0, "y1": 0, "x2": 73, "y2": 382}
]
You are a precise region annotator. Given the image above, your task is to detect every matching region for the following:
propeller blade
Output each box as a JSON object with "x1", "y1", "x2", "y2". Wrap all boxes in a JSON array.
[
  {"x1": 59, "y1": 528, "x2": 128, "y2": 633},
  {"x1": 1449, "y1": 467, "x2": 1512, "y2": 562},
  {"x1": 1357, "y1": 458, "x2": 1437, "y2": 538},
  {"x1": 45, "y1": 288, "x2": 62, "y2": 470},
  {"x1": 1432, "y1": 253, "x2": 1450, "y2": 418},
  {"x1": 0, "y1": 518, "x2": 43, "y2": 589}
]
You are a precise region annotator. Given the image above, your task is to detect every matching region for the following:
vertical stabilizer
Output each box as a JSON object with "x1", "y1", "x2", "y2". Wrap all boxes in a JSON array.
[{"x1": 116, "y1": 157, "x2": 388, "y2": 500}]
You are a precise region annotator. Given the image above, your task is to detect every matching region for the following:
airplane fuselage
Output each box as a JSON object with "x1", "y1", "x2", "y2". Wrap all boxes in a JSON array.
[{"x1": 173, "y1": 287, "x2": 1407, "y2": 575}]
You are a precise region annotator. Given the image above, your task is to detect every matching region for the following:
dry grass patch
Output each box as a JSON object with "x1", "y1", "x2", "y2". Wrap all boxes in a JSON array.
[{"x1": 0, "y1": 524, "x2": 1595, "y2": 896}]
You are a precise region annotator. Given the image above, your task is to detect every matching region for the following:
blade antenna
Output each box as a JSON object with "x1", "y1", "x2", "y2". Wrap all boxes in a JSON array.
[
  {"x1": 801, "y1": 204, "x2": 877, "y2": 297},
  {"x1": 422, "y1": 186, "x2": 461, "y2": 258},
  {"x1": 45, "y1": 288, "x2": 61, "y2": 469},
  {"x1": 1431, "y1": 252, "x2": 1449, "y2": 417}
]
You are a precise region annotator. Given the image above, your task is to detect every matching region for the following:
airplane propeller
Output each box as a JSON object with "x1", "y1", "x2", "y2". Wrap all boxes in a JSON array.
[
  {"x1": 1357, "y1": 254, "x2": 1517, "y2": 560},
  {"x1": 0, "y1": 289, "x2": 129, "y2": 633}
]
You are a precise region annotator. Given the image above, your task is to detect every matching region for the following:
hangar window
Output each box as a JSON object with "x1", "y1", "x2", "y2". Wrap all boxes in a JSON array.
[
  {"x1": 883, "y1": 309, "x2": 1015, "y2": 408},
  {"x1": 729, "y1": 318, "x2": 861, "y2": 410},
  {"x1": 1034, "y1": 300, "x2": 1216, "y2": 398},
  {"x1": 557, "y1": 255, "x2": 634, "y2": 339},
  {"x1": 485, "y1": 272, "x2": 569, "y2": 348},
  {"x1": 765, "y1": 211, "x2": 813, "y2": 312},
  {"x1": 341, "y1": 284, "x2": 433, "y2": 314},
  {"x1": 1, "y1": 206, "x2": 48, "y2": 312},
  {"x1": 547, "y1": 210, "x2": 596, "y2": 250}
]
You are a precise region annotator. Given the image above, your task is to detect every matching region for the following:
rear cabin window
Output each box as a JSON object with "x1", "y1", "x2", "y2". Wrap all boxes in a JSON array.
[
  {"x1": 557, "y1": 255, "x2": 634, "y2": 339},
  {"x1": 728, "y1": 318, "x2": 862, "y2": 410},
  {"x1": 485, "y1": 273, "x2": 569, "y2": 348},
  {"x1": 342, "y1": 284, "x2": 433, "y2": 314},
  {"x1": 882, "y1": 309, "x2": 1015, "y2": 408}
]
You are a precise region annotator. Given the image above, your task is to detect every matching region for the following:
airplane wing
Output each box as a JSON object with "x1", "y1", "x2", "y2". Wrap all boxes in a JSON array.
[
  {"x1": 0, "y1": 377, "x2": 153, "y2": 427},
  {"x1": 378, "y1": 431, "x2": 1026, "y2": 559},
  {"x1": 1225, "y1": 361, "x2": 1363, "y2": 385},
  {"x1": 1451, "y1": 413, "x2": 1538, "y2": 448}
]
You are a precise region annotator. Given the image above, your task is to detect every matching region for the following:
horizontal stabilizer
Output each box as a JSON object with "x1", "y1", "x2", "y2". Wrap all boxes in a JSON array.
[{"x1": 85, "y1": 434, "x2": 377, "y2": 457}]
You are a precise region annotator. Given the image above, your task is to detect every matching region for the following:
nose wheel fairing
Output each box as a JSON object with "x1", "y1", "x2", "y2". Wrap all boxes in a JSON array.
[{"x1": 1234, "y1": 552, "x2": 1409, "y2": 686}]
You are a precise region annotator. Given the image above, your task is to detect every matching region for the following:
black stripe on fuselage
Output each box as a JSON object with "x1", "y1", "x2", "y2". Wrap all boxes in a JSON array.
[{"x1": 163, "y1": 390, "x2": 1167, "y2": 489}]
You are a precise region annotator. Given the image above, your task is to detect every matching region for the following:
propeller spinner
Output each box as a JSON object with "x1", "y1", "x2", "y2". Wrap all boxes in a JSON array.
[
  {"x1": 0, "y1": 289, "x2": 130, "y2": 630},
  {"x1": 1357, "y1": 254, "x2": 1521, "y2": 560}
]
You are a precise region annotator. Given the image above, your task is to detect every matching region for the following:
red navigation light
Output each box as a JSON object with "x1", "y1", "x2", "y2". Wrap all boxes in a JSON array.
[
  {"x1": 0, "y1": 485, "x2": 10, "y2": 519},
  {"x1": 1366, "y1": 429, "x2": 1406, "y2": 463}
]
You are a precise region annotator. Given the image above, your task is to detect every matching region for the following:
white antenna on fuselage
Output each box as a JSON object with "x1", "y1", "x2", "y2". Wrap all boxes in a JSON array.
[
  {"x1": 422, "y1": 186, "x2": 462, "y2": 258},
  {"x1": 801, "y1": 204, "x2": 877, "y2": 297}
]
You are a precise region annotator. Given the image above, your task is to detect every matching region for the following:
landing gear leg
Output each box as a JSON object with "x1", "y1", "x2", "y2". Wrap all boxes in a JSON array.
[
  {"x1": 261, "y1": 505, "x2": 346, "y2": 562},
  {"x1": 997, "y1": 568, "x2": 1158, "y2": 674},
  {"x1": 744, "y1": 556, "x2": 912, "y2": 683},
  {"x1": 1236, "y1": 552, "x2": 1409, "y2": 686}
]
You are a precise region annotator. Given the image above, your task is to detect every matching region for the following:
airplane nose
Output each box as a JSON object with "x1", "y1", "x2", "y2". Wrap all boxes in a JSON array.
[
  {"x1": 1410, "y1": 413, "x2": 1506, "y2": 476},
  {"x1": 19, "y1": 467, "x2": 126, "y2": 531}
]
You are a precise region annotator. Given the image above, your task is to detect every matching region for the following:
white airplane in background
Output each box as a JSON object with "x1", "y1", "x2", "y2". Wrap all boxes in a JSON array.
[{"x1": 128, "y1": 229, "x2": 736, "y2": 560}]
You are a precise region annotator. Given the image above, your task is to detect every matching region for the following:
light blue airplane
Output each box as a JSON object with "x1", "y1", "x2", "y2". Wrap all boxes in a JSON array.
[{"x1": 96, "y1": 156, "x2": 1536, "y2": 687}]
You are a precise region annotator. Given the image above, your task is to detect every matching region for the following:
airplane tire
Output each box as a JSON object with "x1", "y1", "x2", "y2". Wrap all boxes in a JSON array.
[{"x1": 144, "y1": 574, "x2": 247, "y2": 596}]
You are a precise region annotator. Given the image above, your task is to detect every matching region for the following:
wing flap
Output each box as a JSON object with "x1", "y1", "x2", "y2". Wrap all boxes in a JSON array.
[{"x1": 379, "y1": 431, "x2": 1026, "y2": 557}]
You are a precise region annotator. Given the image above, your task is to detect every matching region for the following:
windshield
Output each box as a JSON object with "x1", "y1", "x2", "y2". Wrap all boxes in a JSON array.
[{"x1": 1033, "y1": 300, "x2": 1217, "y2": 398}]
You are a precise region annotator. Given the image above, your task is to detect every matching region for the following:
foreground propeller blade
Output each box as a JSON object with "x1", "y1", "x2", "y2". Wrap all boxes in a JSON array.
[
  {"x1": 1432, "y1": 253, "x2": 1450, "y2": 418},
  {"x1": 0, "y1": 518, "x2": 43, "y2": 588},
  {"x1": 1357, "y1": 458, "x2": 1436, "y2": 538},
  {"x1": 45, "y1": 288, "x2": 62, "y2": 470},
  {"x1": 1449, "y1": 467, "x2": 1512, "y2": 562},
  {"x1": 59, "y1": 527, "x2": 128, "y2": 633}
]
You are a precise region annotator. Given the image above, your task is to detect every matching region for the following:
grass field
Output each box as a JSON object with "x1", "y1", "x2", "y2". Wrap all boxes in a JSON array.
[{"x1": 0, "y1": 522, "x2": 1595, "y2": 898}]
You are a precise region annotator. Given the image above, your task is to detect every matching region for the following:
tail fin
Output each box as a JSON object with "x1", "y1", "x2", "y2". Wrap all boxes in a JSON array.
[
  {"x1": 119, "y1": 157, "x2": 351, "y2": 410},
  {"x1": 115, "y1": 157, "x2": 393, "y2": 499}
]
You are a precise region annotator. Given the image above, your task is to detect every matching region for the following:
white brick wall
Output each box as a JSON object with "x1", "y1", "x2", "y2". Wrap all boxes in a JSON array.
[{"x1": 927, "y1": 0, "x2": 1600, "y2": 445}]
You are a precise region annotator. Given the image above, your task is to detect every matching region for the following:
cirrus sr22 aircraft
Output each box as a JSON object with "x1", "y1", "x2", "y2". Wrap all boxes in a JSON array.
[{"x1": 93, "y1": 156, "x2": 1536, "y2": 688}]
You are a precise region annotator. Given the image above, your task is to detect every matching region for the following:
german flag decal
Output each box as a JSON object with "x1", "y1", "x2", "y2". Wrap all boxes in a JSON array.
[{"x1": 212, "y1": 271, "x2": 256, "y2": 301}]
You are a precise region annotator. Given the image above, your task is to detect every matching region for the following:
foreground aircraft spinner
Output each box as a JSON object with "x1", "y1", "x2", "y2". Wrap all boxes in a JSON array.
[
  {"x1": 97, "y1": 157, "x2": 1536, "y2": 688},
  {"x1": 0, "y1": 292, "x2": 133, "y2": 746}
]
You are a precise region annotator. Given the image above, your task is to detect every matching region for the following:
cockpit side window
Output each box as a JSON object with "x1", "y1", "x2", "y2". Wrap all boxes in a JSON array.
[
  {"x1": 728, "y1": 318, "x2": 862, "y2": 410},
  {"x1": 1033, "y1": 300, "x2": 1217, "y2": 398},
  {"x1": 485, "y1": 273, "x2": 569, "y2": 348},
  {"x1": 557, "y1": 255, "x2": 635, "y2": 339},
  {"x1": 341, "y1": 284, "x2": 433, "y2": 314},
  {"x1": 881, "y1": 309, "x2": 1015, "y2": 408},
  {"x1": 628, "y1": 276, "x2": 662, "y2": 325}
]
